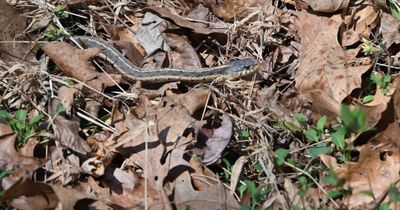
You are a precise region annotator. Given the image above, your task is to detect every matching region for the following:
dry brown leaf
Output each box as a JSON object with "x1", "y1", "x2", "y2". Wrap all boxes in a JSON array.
[
  {"x1": 302, "y1": 0, "x2": 349, "y2": 12},
  {"x1": 115, "y1": 28, "x2": 146, "y2": 66},
  {"x1": 164, "y1": 33, "x2": 202, "y2": 69},
  {"x1": 53, "y1": 116, "x2": 91, "y2": 154},
  {"x1": 81, "y1": 156, "x2": 105, "y2": 177},
  {"x1": 189, "y1": 157, "x2": 220, "y2": 191},
  {"x1": 174, "y1": 171, "x2": 240, "y2": 210},
  {"x1": 0, "y1": 128, "x2": 38, "y2": 170},
  {"x1": 321, "y1": 145, "x2": 400, "y2": 208},
  {"x1": 341, "y1": 29, "x2": 361, "y2": 47},
  {"x1": 18, "y1": 137, "x2": 39, "y2": 157},
  {"x1": 101, "y1": 166, "x2": 164, "y2": 209},
  {"x1": 0, "y1": 126, "x2": 39, "y2": 191},
  {"x1": 352, "y1": 2, "x2": 380, "y2": 37},
  {"x1": 204, "y1": 0, "x2": 257, "y2": 21},
  {"x1": 58, "y1": 86, "x2": 78, "y2": 116},
  {"x1": 230, "y1": 156, "x2": 246, "y2": 193},
  {"x1": 50, "y1": 183, "x2": 95, "y2": 210},
  {"x1": 195, "y1": 113, "x2": 233, "y2": 165},
  {"x1": 294, "y1": 12, "x2": 371, "y2": 115},
  {"x1": 1, "y1": 179, "x2": 58, "y2": 209},
  {"x1": 172, "y1": 88, "x2": 210, "y2": 115},
  {"x1": 145, "y1": 6, "x2": 228, "y2": 35},
  {"x1": 380, "y1": 12, "x2": 400, "y2": 48},
  {"x1": 354, "y1": 75, "x2": 398, "y2": 129},
  {"x1": 42, "y1": 42, "x2": 99, "y2": 81},
  {"x1": 0, "y1": 0, "x2": 33, "y2": 62}
]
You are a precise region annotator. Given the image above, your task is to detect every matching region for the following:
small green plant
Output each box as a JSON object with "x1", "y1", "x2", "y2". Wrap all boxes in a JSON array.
[
  {"x1": 361, "y1": 38, "x2": 382, "y2": 56},
  {"x1": 0, "y1": 169, "x2": 14, "y2": 197},
  {"x1": 221, "y1": 158, "x2": 233, "y2": 181},
  {"x1": 297, "y1": 176, "x2": 310, "y2": 197},
  {"x1": 0, "y1": 109, "x2": 44, "y2": 146},
  {"x1": 240, "y1": 129, "x2": 250, "y2": 140},
  {"x1": 372, "y1": 74, "x2": 392, "y2": 95},
  {"x1": 322, "y1": 169, "x2": 345, "y2": 199},
  {"x1": 378, "y1": 184, "x2": 400, "y2": 209},
  {"x1": 389, "y1": 0, "x2": 400, "y2": 20},
  {"x1": 339, "y1": 105, "x2": 367, "y2": 134},
  {"x1": 44, "y1": 24, "x2": 64, "y2": 38},
  {"x1": 274, "y1": 148, "x2": 289, "y2": 166},
  {"x1": 362, "y1": 74, "x2": 392, "y2": 103},
  {"x1": 54, "y1": 5, "x2": 69, "y2": 19},
  {"x1": 239, "y1": 180, "x2": 268, "y2": 210}
]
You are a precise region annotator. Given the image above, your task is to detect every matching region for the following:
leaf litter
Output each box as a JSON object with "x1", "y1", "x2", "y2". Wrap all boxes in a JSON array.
[{"x1": 1, "y1": 0, "x2": 400, "y2": 209}]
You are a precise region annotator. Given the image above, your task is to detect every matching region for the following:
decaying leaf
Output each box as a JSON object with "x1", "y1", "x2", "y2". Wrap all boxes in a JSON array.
[
  {"x1": 380, "y1": 12, "x2": 400, "y2": 48},
  {"x1": 352, "y1": 2, "x2": 380, "y2": 38},
  {"x1": 195, "y1": 113, "x2": 233, "y2": 165},
  {"x1": 0, "y1": 0, "x2": 32, "y2": 62},
  {"x1": 42, "y1": 42, "x2": 99, "y2": 81},
  {"x1": 302, "y1": 0, "x2": 349, "y2": 12},
  {"x1": 145, "y1": 6, "x2": 228, "y2": 35},
  {"x1": 1, "y1": 179, "x2": 59, "y2": 209},
  {"x1": 53, "y1": 116, "x2": 91, "y2": 154},
  {"x1": 204, "y1": 0, "x2": 257, "y2": 21},
  {"x1": 294, "y1": 12, "x2": 371, "y2": 115},
  {"x1": 175, "y1": 171, "x2": 240, "y2": 210},
  {"x1": 321, "y1": 145, "x2": 400, "y2": 208},
  {"x1": 136, "y1": 12, "x2": 170, "y2": 55}
]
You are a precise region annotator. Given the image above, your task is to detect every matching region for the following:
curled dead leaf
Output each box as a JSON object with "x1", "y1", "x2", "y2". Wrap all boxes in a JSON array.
[
  {"x1": 81, "y1": 156, "x2": 105, "y2": 177},
  {"x1": 195, "y1": 113, "x2": 233, "y2": 165},
  {"x1": 53, "y1": 116, "x2": 91, "y2": 155}
]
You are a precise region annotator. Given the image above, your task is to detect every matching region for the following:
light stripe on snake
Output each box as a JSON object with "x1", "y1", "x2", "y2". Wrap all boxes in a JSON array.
[{"x1": 76, "y1": 36, "x2": 258, "y2": 83}]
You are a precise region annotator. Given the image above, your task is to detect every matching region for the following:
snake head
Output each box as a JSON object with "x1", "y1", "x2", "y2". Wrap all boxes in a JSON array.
[{"x1": 226, "y1": 58, "x2": 258, "y2": 73}]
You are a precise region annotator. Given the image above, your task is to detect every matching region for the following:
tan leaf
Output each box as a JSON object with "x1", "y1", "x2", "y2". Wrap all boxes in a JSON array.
[
  {"x1": 380, "y1": 12, "x2": 400, "y2": 48},
  {"x1": 0, "y1": 127, "x2": 38, "y2": 170},
  {"x1": 19, "y1": 137, "x2": 39, "y2": 157},
  {"x1": 0, "y1": 127, "x2": 39, "y2": 190},
  {"x1": 205, "y1": 0, "x2": 258, "y2": 21},
  {"x1": 42, "y1": 42, "x2": 99, "y2": 81},
  {"x1": 230, "y1": 156, "x2": 247, "y2": 193},
  {"x1": 303, "y1": 0, "x2": 349, "y2": 12},
  {"x1": 58, "y1": 86, "x2": 78, "y2": 116},
  {"x1": 353, "y1": 3, "x2": 380, "y2": 37},
  {"x1": 115, "y1": 28, "x2": 146, "y2": 65},
  {"x1": 145, "y1": 6, "x2": 228, "y2": 34},
  {"x1": 81, "y1": 157, "x2": 105, "y2": 177},
  {"x1": 294, "y1": 13, "x2": 371, "y2": 115},
  {"x1": 354, "y1": 75, "x2": 398, "y2": 129},
  {"x1": 321, "y1": 145, "x2": 400, "y2": 208},
  {"x1": 0, "y1": 0, "x2": 33, "y2": 62},
  {"x1": 174, "y1": 171, "x2": 240, "y2": 210},
  {"x1": 1, "y1": 179, "x2": 58, "y2": 209},
  {"x1": 53, "y1": 116, "x2": 91, "y2": 155},
  {"x1": 164, "y1": 33, "x2": 202, "y2": 69},
  {"x1": 196, "y1": 114, "x2": 233, "y2": 165}
]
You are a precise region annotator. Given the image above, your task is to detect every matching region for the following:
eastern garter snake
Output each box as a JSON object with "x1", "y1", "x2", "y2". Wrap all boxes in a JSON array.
[{"x1": 76, "y1": 36, "x2": 258, "y2": 82}]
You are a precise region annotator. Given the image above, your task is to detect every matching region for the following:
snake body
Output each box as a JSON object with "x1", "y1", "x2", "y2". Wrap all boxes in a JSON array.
[{"x1": 76, "y1": 36, "x2": 258, "y2": 82}]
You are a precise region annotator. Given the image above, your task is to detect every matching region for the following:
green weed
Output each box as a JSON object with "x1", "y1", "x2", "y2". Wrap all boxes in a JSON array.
[{"x1": 0, "y1": 109, "x2": 43, "y2": 146}]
